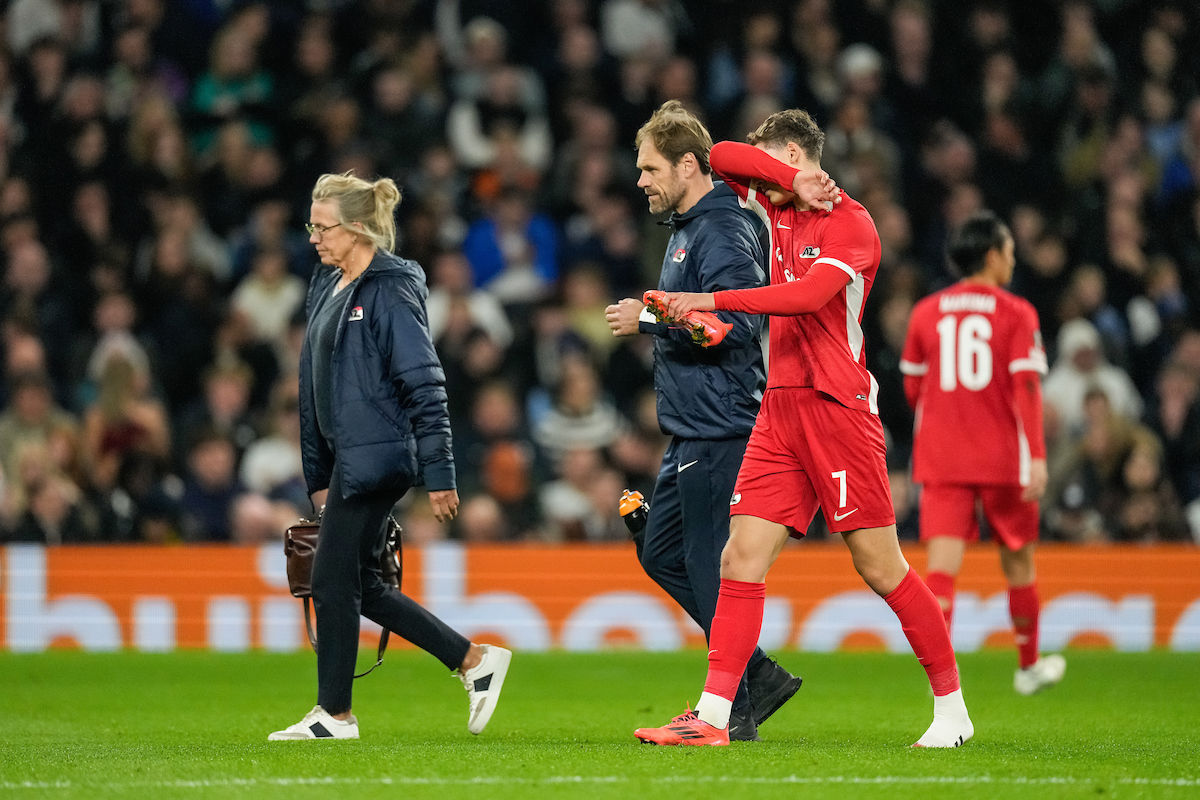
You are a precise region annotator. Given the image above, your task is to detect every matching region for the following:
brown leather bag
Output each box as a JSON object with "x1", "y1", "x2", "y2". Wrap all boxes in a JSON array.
[{"x1": 283, "y1": 512, "x2": 403, "y2": 678}]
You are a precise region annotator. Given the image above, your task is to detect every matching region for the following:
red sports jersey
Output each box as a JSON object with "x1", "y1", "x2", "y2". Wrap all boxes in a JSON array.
[
  {"x1": 710, "y1": 142, "x2": 883, "y2": 414},
  {"x1": 901, "y1": 282, "x2": 1048, "y2": 486}
]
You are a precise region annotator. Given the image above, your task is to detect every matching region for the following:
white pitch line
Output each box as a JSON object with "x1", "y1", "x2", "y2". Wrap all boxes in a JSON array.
[{"x1": 2, "y1": 775, "x2": 1198, "y2": 790}]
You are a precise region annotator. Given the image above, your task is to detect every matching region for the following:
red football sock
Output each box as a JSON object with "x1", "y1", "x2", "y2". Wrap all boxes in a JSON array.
[
  {"x1": 1009, "y1": 583, "x2": 1040, "y2": 669},
  {"x1": 884, "y1": 568, "x2": 960, "y2": 696},
  {"x1": 925, "y1": 571, "x2": 956, "y2": 631},
  {"x1": 702, "y1": 579, "x2": 766, "y2": 702}
]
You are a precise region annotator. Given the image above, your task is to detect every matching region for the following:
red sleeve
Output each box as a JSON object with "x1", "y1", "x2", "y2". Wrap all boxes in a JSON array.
[
  {"x1": 1014, "y1": 373, "x2": 1046, "y2": 458},
  {"x1": 714, "y1": 261, "x2": 849, "y2": 315},
  {"x1": 1009, "y1": 301, "x2": 1047, "y2": 458},
  {"x1": 899, "y1": 301, "x2": 929, "y2": 409},
  {"x1": 710, "y1": 141, "x2": 802, "y2": 198},
  {"x1": 1008, "y1": 302, "x2": 1048, "y2": 376}
]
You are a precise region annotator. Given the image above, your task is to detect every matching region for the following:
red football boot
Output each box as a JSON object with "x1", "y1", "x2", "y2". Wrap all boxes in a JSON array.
[
  {"x1": 634, "y1": 708, "x2": 730, "y2": 746},
  {"x1": 641, "y1": 291, "x2": 732, "y2": 347},
  {"x1": 681, "y1": 310, "x2": 732, "y2": 347}
]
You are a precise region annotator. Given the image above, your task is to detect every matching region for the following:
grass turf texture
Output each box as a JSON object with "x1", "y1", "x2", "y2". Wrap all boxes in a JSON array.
[{"x1": 2, "y1": 651, "x2": 1198, "y2": 800}]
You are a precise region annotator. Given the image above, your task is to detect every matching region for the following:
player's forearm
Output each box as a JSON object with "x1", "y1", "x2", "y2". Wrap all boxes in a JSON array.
[
  {"x1": 713, "y1": 262, "x2": 848, "y2": 316},
  {"x1": 1014, "y1": 373, "x2": 1047, "y2": 458},
  {"x1": 710, "y1": 141, "x2": 800, "y2": 192}
]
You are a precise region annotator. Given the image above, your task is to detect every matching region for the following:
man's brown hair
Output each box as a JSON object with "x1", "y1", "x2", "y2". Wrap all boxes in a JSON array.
[
  {"x1": 635, "y1": 100, "x2": 713, "y2": 174},
  {"x1": 747, "y1": 109, "x2": 826, "y2": 163}
]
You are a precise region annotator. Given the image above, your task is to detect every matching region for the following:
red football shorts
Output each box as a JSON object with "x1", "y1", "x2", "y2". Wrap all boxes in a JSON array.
[
  {"x1": 919, "y1": 483, "x2": 1039, "y2": 550},
  {"x1": 732, "y1": 388, "x2": 895, "y2": 536}
]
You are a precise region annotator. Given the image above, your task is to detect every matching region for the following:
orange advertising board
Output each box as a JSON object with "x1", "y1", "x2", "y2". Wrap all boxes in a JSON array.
[{"x1": 2, "y1": 543, "x2": 1198, "y2": 652}]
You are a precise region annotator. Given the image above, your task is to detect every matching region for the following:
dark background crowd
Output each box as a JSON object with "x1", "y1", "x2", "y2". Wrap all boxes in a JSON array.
[{"x1": 0, "y1": 0, "x2": 1198, "y2": 547}]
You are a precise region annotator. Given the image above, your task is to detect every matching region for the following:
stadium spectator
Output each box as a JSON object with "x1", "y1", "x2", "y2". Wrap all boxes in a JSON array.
[
  {"x1": 106, "y1": 24, "x2": 189, "y2": 120},
  {"x1": 446, "y1": 63, "x2": 553, "y2": 183},
  {"x1": 1110, "y1": 436, "x2": 1190, "y2": 543},
  {"x1": 0, "y1": 370, "x2": 77, "y2": 484},
  {"x1": 174, "y1": 360, "x2": 260, "y2": 467},
  {"x1": 239, "y1": 378, "x2": 305, "y2": 511},
  {"x1": 1046, "y1": 388, "x2": 1154, "y2": 543},
  {"x1": 230, "y1": 246, "x2": 305, "y2": 348},
  {"x1": 1149, "y1": 361, "x2": 1200, "y2": 505},
  {"x1": 79, "y1": 350, "x2": 171, "y2": 541},
  {"x1": 600, "y1": 0, "x2": 683, "y2": 61},
  {"x1": 821, "y1": 92, "x2": 901, "y2": 201},
  {"x1": 229, "y1": 196, "x2": 311, "y2": 280},
  {"x1": 425, "y1": 249, "x2": 513, "y2": 349},
  {"x1": 538, "y1": 446, "x2": 622, "y2": 542},
  {"x1": 2, "y1": 240, "x2": 78, "y2": 389},
  {"x1": 454, "y1": 381, "x2": 543, "y2": 540},
  {"x1": 1044, "y1": 318, "x2": 1143, "y2": 434},
  {"x1": 271, "y1": 170, "x2": 510, "y2": 742},
  {"x1": 533, "y1": 355, "x2": 626, "y2": 464},
  {"x1": 0, "y1": 438, "x2": 95, "y2": 544},
  {"x1": 364, "y1": 66, "x2": 445, "y2": 182},
  {"x1": 461, "y1": 186, "x2": 559, "y2": 304},
  {"x1": 178, "y1": 428, "x2": 244, "y2": 542},
  {"x1": 188, "y1": 24, "x2": 275, "y2": 156}
]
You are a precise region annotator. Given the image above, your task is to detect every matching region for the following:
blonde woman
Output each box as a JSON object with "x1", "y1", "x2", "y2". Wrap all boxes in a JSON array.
[{"x1": 270, "y1": 172, "x2": 511, "y2": 741}]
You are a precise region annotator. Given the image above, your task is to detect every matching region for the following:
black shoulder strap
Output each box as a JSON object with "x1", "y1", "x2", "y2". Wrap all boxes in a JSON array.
[{"x1": 303, "y1": 598, "x2": 390, "y2": 679}]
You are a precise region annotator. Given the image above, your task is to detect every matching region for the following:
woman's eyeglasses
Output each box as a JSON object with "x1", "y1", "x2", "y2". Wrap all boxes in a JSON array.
[{"x1": 305, "y1": 222, "x2": 342, "y2": 239}]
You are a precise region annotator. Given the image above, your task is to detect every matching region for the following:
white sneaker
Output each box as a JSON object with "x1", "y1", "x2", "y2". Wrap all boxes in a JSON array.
[
  {"x1": 458, "y1": 644, "x2": 512, "y2": 734},
  {"x1": 1014, "y1": 654, "x2": 1066, "y2": 696},
  {"x1": 268, "y1": 705, "x2": 359, "y2": 741},
  {"x1": 913, "y1": 688, "x2": 974, "y2": 748}
]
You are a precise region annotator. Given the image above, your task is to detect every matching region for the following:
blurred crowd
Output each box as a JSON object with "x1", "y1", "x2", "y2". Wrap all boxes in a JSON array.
[{"x1": 0, "y1": 0, "x2": 1198, "y2": 548}]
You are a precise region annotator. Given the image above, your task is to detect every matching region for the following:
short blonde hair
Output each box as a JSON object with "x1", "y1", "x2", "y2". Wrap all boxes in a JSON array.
[
  {"x1": 311, "y1": 171, "x2": 402, "y2": 252},
  {"x1": 634, "y1": 100, "x2": 713, "y2": 174}
]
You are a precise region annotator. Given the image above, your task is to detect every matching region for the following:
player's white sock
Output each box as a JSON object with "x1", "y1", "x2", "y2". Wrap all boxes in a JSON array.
[
  {"x1": 913, "y1": 688, "x2": 974, "y2": 748},
  {"x1": 695, "y1": 692, "x2": 732, "y2": 729}
]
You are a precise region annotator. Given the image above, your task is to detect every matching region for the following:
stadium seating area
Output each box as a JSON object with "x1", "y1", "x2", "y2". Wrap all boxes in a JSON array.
[{"x1": 0, "y1": 0, "x2": 1197, "y2": 546}]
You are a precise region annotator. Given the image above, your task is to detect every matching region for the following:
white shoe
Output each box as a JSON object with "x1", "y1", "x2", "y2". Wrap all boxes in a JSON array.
[
  {"x1": 1014, "y1": 654, "x2": 1066, "y2": 696},
  {"x1": 913, "y1": 688, "x2": 974, "y2": 748},
  {"x1": 268, "y1": 705, "x2": 359, "y2": 741},
  {"x1": 458, "y1": 644, "x2": 512, "y2": 734}
]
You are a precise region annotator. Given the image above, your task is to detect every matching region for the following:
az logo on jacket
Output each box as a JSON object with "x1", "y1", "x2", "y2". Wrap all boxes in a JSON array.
[
  {"x1": 673, "y1": 248, "x2": 686, "y2": 262},
  {"x1": 800, "y1": 246, "x2": 820, "y2": 258},
  {"x1": 349, "y1": 306, "x2": 364, "y2": 321}
]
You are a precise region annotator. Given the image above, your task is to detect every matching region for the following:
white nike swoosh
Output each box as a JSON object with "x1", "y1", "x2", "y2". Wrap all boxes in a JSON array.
[
  {"x1": 833, "y1": 507, "x2": 859, "y2": 521},
  {"x1": 776, "y1": 223, "x2": 791, "y2": 229},
  {"x1": 678, "y1": 460, "x2": 699, "y2": 473}
]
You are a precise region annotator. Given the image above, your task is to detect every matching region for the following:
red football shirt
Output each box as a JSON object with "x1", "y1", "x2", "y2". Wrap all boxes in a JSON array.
[
  {"x1": 709, "y1": 142, "x2": 883, "y2": 414},
  {"x1": 900, "y1": 282, "x2": 1048, "y2": 485}
]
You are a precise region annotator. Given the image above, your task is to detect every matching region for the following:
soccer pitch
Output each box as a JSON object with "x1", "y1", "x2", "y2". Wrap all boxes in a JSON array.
[{"x1": 2, "y1": 650, "x2": 1198, "y2": 799}]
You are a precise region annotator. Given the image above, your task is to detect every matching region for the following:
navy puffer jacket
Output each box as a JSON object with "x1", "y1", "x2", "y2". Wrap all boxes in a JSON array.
[
  {"x1": 299, "y1": 249, "x2": 455, "y2": 498},
  {"x1": 639, "y1": 182, "x2": 768, "y2": 440}
]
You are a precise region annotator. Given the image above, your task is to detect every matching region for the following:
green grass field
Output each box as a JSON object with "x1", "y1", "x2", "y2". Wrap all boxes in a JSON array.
[{"x1": 2, "y1": 650, "x2": 1198, "y2": 799}]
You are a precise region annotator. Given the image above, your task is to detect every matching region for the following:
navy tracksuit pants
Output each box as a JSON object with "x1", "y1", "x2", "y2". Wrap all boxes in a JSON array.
[{"x1": 637, "y1": 436, "x2": 766, "y2": 712}]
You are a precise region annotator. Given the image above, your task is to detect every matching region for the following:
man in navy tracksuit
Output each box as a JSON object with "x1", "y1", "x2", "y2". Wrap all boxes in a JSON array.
[{"x1": 606, "y1": 102, "x2": 801, "y2": 741}]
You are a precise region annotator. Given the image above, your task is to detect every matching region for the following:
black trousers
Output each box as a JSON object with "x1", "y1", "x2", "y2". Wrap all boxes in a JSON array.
[
  {"x1": 638, "y1": 437, "x2": 766, "y2": 712},
  {"x1": 312, "y1": 464, "x2": 470, "y2": 715}
]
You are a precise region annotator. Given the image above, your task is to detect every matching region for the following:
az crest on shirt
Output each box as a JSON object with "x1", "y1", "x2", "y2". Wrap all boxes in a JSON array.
[
  {"x1": 349, "y1": 306, "x2": 364, "y2": 321},
  {"x1": 672, "y1": 248, "x2": 686, "y2": 262},
  {"x1": 800, "y1": 245, "x2": 821, "y2": 258}
]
